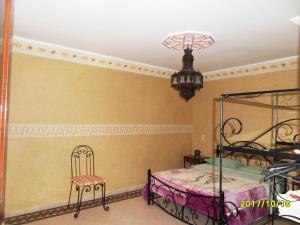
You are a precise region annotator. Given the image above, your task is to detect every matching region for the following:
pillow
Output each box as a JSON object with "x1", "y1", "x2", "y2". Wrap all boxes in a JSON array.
[
  {"x1": 205, "y1": 158, "x2": 242, "y2": 169},
  {"x1": 239, "y1": 166, "x2": 265, "y2": 175}
]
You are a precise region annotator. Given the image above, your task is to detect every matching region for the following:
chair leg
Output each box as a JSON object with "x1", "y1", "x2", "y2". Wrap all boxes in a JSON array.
[
  {"x1": 74, "y1": 185, "x2": 81, "y2": 218},
  {"x1": 67, "y1": 181, "x2": 74, "y2": 207},
  {"x1": 93, "y1": 184, "x2": 96, "y2": 202},
  {"x1": 101, "y1": 182, "x2": 109, "y2": 211},
  {"x1": 74, "y1": 185, "x2": 92, "y2": 218}
]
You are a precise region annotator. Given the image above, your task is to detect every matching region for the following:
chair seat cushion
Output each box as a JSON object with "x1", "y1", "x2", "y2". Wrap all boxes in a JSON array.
[{"x1": 73, "y1": 175, "x2": 105, "y2": 186}]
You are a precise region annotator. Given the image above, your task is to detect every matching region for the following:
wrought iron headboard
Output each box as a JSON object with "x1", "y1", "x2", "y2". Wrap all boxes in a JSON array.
[
  {"x1": 221, "y1": 117, "x2": 300, "y2": 149},
  {"x1": 219, "y1": 117, "x2": 300, "y2": 167}
]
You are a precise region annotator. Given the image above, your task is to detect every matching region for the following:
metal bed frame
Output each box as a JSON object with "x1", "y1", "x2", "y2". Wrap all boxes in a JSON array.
[
  {"x1": 147, "y1": 88, "x2": 300, "y2": 225},
  {"x1": 147, "y1": 169, "x2": 238, "y2": 225},
  {"x1": 219, "y1": 88, "x2": 300, "y2": 225}
]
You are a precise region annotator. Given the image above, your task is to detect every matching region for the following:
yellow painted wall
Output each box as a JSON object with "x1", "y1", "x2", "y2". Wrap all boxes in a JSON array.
[
  {"x1": 6, "y1": 52, "x2": 299, "y2": 215},
  {"x1": 6, "y1": 53, "x2": 192, "y2": 214},
  {"x1": 192, "y1": 69, "x2": 299, "y2": 156}
]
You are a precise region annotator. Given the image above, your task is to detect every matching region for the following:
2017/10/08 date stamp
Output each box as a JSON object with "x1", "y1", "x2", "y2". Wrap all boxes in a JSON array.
[{"x1": 240, "y1": 200, "x2": 291, "y2": 208}]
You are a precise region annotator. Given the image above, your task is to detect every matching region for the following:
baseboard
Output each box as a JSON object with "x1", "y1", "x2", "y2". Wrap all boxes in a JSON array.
[{"x1": 4, "y1": 184, "x2": 144, "y2": 225}]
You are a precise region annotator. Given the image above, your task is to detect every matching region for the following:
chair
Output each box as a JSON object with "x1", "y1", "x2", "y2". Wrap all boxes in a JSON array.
[{"x1": 67, "y1": 145, "x2": 109, "y2": 218}]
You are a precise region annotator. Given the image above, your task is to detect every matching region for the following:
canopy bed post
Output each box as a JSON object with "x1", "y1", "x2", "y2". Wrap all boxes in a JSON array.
[
  {"x1": 219, "y1": 96, "x2": 225, "y2": 225},
  {"x1": 270, "y1": 93, "x2": 279, "y2": 225},
  {"x1": 274, "y1": 92, "x2": 279, "y2": 148},
  {"x1": 147, "y1": 169, "x2": 152, "y2": 205}
]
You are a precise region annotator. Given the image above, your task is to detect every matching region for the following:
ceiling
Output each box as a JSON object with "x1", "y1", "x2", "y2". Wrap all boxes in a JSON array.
[{"x1": 14, "y1": 0, "x2": 300, "y2": 73}]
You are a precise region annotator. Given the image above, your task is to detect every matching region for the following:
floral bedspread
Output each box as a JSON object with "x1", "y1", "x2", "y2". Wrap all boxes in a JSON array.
[
  {"x1": 153, "y1": 164, "x2": 265, "y2": 195},
  {"x1": 144, "y1": 164, "x2": 269, "y2": 225}
]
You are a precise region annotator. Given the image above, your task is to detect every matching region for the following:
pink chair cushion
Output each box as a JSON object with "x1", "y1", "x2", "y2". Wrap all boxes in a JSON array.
[{"x1": 73, "y1": 175, "x2": 105, "y2": 186}]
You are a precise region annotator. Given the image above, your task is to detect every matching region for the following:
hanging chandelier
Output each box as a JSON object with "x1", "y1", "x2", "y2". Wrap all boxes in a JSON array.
[
  {"x1": 171, "y1": 48, "x2": 202, "y2": 101},
  {"x1": 163, "y1": 32, "x2": 215, "y2": 101}
]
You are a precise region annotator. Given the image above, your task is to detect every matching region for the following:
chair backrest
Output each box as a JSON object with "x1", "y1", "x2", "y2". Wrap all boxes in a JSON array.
[{"x1": 70, "y1": 145, "x2": 95, "y2": 177}]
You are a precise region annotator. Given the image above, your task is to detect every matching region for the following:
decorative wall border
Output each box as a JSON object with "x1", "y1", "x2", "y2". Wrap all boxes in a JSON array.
[
  {"x1": 8, "y1": 124, "x2": 192, "y2": 138},
  {"x1": 12, "y1": 36, "x2": 175, "y2": 79},
  {"x1": 5, "y1": 184, "x2": 144, "y2": 218},
  {"x1": 204, "y1": 56, "x2": 299, "y2": 81},
  {"x1": 12, "y1": 36, "x2": 299, "y2": 82},
  {"x1": 4, "y1": 189, "x2": 142, "y2": 225}
]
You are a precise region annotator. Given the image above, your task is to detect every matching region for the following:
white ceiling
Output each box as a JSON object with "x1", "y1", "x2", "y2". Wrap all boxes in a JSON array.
[{"x1": 14, "y1": 0, "x2": 300, "y2": 72}]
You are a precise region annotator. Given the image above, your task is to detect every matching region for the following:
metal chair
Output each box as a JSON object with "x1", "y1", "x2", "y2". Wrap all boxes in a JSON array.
[{"x1": 67, "y1": 145, "x2": 109, "y2": 218}]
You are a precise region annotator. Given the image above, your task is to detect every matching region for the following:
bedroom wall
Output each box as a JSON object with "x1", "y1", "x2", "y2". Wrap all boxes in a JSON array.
[
  {"x1": 5, "y1": 53, "x2": 193, "y2": 215},
  {"x1": 192, "y1": 69, "x2": 299, "y2": 156}
]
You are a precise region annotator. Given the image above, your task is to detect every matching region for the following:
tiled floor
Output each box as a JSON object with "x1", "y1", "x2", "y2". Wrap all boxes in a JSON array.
[
  {"x1": 25, "y1": 197, "x2": 183, "y2": 225},
  {"x1": 22, "y1": 197, "x2": 298, "y2": 225}
]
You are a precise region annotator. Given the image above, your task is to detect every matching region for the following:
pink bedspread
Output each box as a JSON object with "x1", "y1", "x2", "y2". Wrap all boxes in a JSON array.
[{"x1": 143, "y1": 164, "x2": 268, "y2": 225}]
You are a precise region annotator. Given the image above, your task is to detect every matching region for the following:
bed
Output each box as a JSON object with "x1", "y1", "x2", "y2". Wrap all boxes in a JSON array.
[
  {"x1": 144, "y1": 161, "x2": 269, "y2": 225},
  {"x1": 145, "y1": 88, "x2": 300, "y2": 225},
  {"x1": 219, "y1": 88, "x2": 300, "y2": 224}
]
